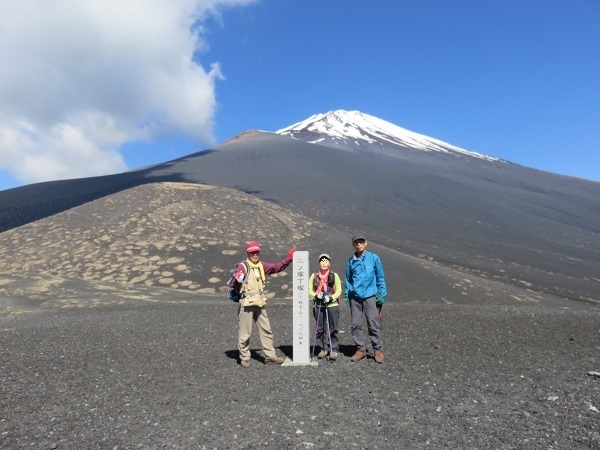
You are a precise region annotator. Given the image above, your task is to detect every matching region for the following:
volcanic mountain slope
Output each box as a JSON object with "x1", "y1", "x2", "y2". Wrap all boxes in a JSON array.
[
  {"x1": 0, "y1": 110, "x2": 598, "y2": 306},
  {"x1": 0, "y1": 181, "x2": 580, "y2": 308},
  {"x1": 0, "y1": 183, "x2": 306, "y2": 300}
]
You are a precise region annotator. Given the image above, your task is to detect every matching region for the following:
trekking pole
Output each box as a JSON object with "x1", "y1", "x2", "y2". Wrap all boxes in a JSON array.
[
  {"x1": 325, "y1": 307, "x2": 333, "y2": 356},
  {"x1": 377, "y1": 303, "x2": 383, "y2": 331},
  {"x1": 311, "y1": 302, "x2": 322, "y2": 357}
]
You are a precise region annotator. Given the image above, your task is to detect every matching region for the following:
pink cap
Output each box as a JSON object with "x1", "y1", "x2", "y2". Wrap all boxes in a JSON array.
[{"x1": 246, "y1": 241, "x2": 261, "y2": 253}]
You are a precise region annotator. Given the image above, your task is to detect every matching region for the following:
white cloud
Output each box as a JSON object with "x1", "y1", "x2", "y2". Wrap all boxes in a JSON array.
[{"x1": 0, "y1": 0, "x2": 253, "y2": 185}]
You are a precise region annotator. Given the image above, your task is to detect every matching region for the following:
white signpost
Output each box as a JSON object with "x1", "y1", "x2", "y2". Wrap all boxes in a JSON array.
[{"x1": 283, "y1": 250, "x2": 316, "y2": 366}]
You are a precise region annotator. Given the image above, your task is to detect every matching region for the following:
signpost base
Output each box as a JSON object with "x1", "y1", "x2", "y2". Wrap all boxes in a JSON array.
[{"x1": 281, "y1": 357, "x2": 318, "y2": 367}]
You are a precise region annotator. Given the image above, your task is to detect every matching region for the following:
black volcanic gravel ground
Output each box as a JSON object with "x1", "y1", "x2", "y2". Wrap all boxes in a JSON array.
[{"x1": 1, "y1": 294, "x2": 599, "y2": 449}]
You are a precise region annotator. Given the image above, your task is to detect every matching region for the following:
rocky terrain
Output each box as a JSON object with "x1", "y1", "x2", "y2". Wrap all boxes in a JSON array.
[{"x1": 1, "y1": 272, "x2": 599, "y2": 448}]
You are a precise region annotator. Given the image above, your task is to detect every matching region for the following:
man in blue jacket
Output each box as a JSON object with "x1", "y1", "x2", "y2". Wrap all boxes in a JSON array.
[{"x1": 345, "y1": 233, "x2": 387, "y2": 363}]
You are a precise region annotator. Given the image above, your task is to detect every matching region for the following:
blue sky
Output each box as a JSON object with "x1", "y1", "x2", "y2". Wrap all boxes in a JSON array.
[{"x1": 1, "y1": 1, "x2": 599, "y2": 191}]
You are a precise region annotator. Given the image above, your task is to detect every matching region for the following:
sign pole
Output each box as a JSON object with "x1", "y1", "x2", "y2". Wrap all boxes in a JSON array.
[{"x1": 283, "y1": 250, "x2": 316, "y2": 366}]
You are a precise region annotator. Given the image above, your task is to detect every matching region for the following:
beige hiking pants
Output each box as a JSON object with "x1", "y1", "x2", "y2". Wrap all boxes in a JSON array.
[{"x1": 238, "y1": 304, "x2": 276, "y2": 361}]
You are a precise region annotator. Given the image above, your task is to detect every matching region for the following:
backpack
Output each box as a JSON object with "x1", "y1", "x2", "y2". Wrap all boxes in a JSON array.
[{"x1": 227, "y1": 261, "x2": 250, "y2": 302}]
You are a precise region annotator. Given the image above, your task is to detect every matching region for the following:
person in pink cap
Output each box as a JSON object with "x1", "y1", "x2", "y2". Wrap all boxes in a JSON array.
[{"x1": 231, "y1": 241, "x2": 295, "y2": 368}]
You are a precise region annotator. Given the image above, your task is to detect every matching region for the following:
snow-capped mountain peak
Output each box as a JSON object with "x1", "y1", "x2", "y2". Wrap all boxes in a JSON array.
[{"x1": 276, "y1": 110, "x2": 501, "y2": 162}]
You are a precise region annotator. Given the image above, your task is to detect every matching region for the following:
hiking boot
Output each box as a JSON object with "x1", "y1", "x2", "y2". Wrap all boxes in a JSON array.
[
  {"x1": 264, "y1": 355, "x2": 285, "y2": 365},
  {"x1": 317, "y1": 349, "x2": 328, "y2": 359},
  {"x1": 374, "y1": 351, "x2": 384, "y2": 363},
  {"x1": 240, "y1": 359, "x2": 251, "y2": 368},
  {"x1": 350, "y1": 350, "x2": 367, "y2": 362},
  {"x1": 328, "y1": 351, "x2": 339, "y2": 361}
]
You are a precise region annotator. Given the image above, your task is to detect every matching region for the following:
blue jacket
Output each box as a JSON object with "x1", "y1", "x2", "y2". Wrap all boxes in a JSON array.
[{"x1": 345, "y1": 251, "x2": 387, "y2": 300}]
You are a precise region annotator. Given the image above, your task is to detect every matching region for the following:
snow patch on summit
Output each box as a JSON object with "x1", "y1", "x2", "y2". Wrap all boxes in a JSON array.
[{"x1": 277, "y1": 110, "x2": 501, "y2": 162}]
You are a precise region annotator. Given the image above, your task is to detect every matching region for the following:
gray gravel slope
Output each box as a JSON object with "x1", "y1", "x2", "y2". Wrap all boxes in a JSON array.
[{"x1": 2, "y1": 290, "x2": 599, "y2": 449}]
